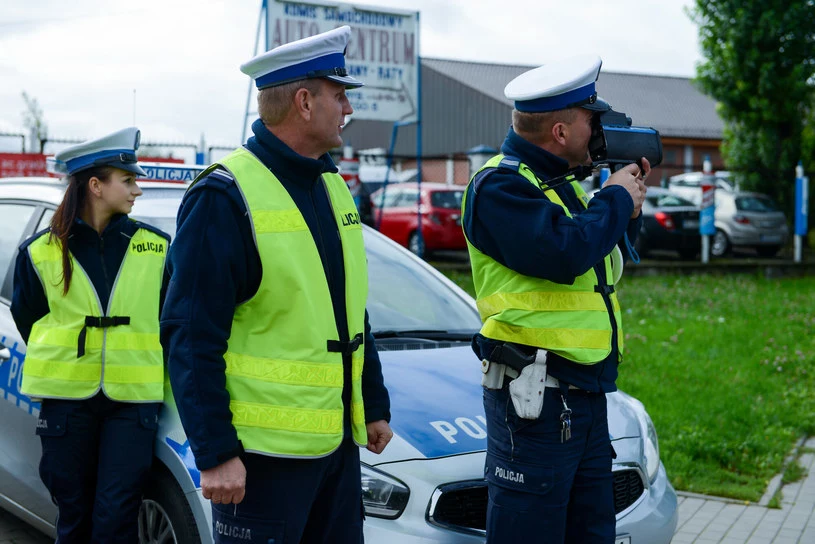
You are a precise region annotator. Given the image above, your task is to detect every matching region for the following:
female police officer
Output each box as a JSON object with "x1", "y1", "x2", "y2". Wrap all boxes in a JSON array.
[{"x1": 10, "y1": 127, "x2": 170, "y2": 543}]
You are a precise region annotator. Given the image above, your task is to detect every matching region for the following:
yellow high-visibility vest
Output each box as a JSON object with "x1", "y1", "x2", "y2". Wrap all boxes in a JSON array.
[
  {"x1": 22, "y1": 226, "x2": 166, "y2": 401},
  {"x1": 202, "y1": 147, "x2": 368, "y2": 458},
  {"x1": 463, "y1": 154, "x2": 624, "y2": 364}
]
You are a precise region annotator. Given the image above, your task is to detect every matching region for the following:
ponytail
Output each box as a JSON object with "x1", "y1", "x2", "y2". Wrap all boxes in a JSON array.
[{"x1": 49, "y1": 167, "x2": 114, "y2": 294}]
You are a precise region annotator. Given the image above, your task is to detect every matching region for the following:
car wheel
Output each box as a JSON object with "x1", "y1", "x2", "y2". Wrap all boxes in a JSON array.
[
  {"x1": 139, "y1": 466, "x2": 201, "y2": 544},
  {"x1": 408, "y1": 232, "x2": 425, "y2": 257},
  {"x1": 756, "y1": 245, "x2": 781, "y2": 258},
  {"x1": 710, "y1": 229, "x2": 730, "y2": 257}
]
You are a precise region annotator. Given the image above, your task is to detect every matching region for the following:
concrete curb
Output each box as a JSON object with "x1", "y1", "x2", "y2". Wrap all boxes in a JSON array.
[
  {"x1": 673, "y1": 434, "x2": 811, "y2": 508},
  {"x1": 676, "y1": 490, "x2": 753, "y2": 505},
  {"x1": 758, "y1": 435, "x2": 810, "y2": 506}
]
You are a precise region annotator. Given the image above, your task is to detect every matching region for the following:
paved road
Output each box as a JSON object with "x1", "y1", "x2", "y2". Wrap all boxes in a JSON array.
[
  {"x1": 674, "y1": 437, "x2": 815, "y2": 543},
  {"x1": 4, "y1": 437, "x2": 815, "y2": 543}
]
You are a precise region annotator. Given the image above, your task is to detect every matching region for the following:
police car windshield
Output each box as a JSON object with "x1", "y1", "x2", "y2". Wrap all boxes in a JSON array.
[{"x1": 365, "y1": 233, "x2": 481, "y2": 336}]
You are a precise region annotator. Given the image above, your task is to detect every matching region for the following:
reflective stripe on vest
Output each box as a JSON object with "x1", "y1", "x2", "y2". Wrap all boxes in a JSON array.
[
  {"x1": 22, "y1": 227, "x2": 166, "y2": 401},
  {"x1": 463, "y1": 154, "x2": 624, "y2": 364},
  {"x1": 205, "y1": 148, "x2": 368, "y2": 458}
]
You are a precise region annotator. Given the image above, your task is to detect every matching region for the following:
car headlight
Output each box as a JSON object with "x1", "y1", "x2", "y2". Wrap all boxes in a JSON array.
[
  {"x1": 619, "y1": 393, "x2": 662, "y2": 484},
  {"x1": 640, "y1": 409, "x2": 660, "y2": 483},
  {"x1": 360, "y1": 463, "x2": 410, "y2": 519}
]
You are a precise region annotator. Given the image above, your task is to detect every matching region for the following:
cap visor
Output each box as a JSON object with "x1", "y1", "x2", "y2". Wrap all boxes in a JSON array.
[
  {"x1": 110, "y1": 161, "x2": 148, "y2": 177},
  {"x1": 581, "y1": 97, "x2": 611, "y2": 112},
  {"x1": 326, "y1": 74, "x2": 364, "y2": 89}
]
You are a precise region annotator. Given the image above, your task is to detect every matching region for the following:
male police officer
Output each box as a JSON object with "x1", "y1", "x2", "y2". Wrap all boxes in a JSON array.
[
  {"x1": 462, "y1": 55, "x2": 648, "y2": 543},
  {"x1": 162, "y1": 26, "x2": 392, "y2": 543}
]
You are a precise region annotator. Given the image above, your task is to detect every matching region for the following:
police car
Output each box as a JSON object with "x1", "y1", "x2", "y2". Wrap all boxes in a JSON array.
[{"x1": 0, "y1": 173, "x2": 678, "y2": 543}]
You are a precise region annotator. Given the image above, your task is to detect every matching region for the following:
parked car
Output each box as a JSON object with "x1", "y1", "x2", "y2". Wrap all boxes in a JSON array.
[
  {"x1": 711, "y1": 191, "x2": 789, "y2": 257},
  {"x1": 589, "y1": 187, "x2": 700, "y2": 260},
  {"x1": 370, "y1": 182, "x2": 466, "y2": 255},
  {"x1": 667, "y1": 171, "x2": 735, "y2": 206},
  {"x1": 634, "y1": 188, "x2": 701, "y2": 260},
  {"x1": 358, "y1": 163, "x2": 418, "y2": 196},
  {"x1": 0, "y1": 175, "x2": 678, "y2": 543}
]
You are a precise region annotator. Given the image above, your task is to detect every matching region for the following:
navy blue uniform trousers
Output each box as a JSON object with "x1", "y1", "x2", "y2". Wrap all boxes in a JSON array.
[
  {"x1": 36, "y1": 394, "x2": 159, "y2": 544},
  {"x1": 483, "y1": 383, "x2": 614, "y2": 543},
  {"x1": 211, "y1": 438, "x2": 364, "y2": 544}
]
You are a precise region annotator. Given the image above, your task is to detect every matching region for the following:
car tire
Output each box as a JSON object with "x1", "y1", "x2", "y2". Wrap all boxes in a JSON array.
[
  {"x1": 139, "y1": 465, "x2": 201, "y2": 544},
  {"x1": 710, "y1": 229, "x2": 730, "y2": 257},
  {"x1": 756, "y1": 245, "x2": 781, "y2": 258},
  {"x1": 408, "y1": 232, "x2": 425, "y2": 257}
]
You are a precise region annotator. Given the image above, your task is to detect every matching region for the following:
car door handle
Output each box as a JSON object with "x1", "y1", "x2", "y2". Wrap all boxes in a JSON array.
[{"x1": 0, "y1": 343, "x2": 10, "y2": 363}]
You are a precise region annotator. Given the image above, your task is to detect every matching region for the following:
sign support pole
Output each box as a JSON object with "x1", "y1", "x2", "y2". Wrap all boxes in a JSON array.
[
  {"x1": 414, "y1": 20, "x2": 424, "y2": 258},
  {"x1": 700, "y1": 155, "x2": 715, "y2": 263},
  {"x1": 242, "y1": 0, "x2": 267, "y2": 143}
]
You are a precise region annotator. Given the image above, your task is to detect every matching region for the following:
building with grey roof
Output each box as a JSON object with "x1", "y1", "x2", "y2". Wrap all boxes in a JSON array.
[{"x1": 341, "y1": 57, "x2": 724, "y2": 185}]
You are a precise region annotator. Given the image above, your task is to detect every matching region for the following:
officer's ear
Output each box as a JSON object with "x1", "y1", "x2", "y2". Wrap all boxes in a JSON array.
[
  {"x1": 88, "y1": 176, "x2": 104, "y2": 197},
  {"x1": 551, "y1": 121, "x2": 569, "y2": 147},
  {"x1": 293, "y1": 87, "x2": 313, "y2": 121}
]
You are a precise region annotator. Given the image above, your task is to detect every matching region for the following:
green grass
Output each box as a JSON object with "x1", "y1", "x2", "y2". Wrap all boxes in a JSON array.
[
  {"x1": 616, "y1": 275, "x2": 815, "y2": 501},
  {"x1": 438, "y1": 268, "x2": 815, "y2": 501},
  {"x1": 781, "y1": 460, "x2": 808, "y2": 485}
]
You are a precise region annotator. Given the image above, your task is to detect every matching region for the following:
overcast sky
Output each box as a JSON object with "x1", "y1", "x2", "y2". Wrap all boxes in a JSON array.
[{"x1": 0, "y1": 0, "x2": 703, "y2": 159}]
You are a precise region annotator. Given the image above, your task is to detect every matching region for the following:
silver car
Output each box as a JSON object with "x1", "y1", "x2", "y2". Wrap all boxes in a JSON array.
[
  {"x1": 667, "y1": 171, "x2": 736, "y2": 206},
  {"x1": 0, "y1": 176, "x2": 678, "y2": 543},
  {"x1": 711, "y1": 191, "x2": 789, "y2": 257}
]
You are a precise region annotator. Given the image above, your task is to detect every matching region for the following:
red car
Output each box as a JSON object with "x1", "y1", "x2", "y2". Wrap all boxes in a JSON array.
[{"x1": 370, "y1": 182, "x2": 466, "y2": 255}]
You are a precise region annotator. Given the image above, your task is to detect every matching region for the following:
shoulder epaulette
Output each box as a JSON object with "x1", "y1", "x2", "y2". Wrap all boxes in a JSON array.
[
  {"x1": 131, "y1": 220, "x2": 171, "y2": 243},
  {"x1": 496, "y1": 156, "x2": 522, "y2": 172},
  {"x1": 208, "y1": 167, "x2": 235, "y2": 183},
  {"x1": 20, "y1": 227, "x2": 51, "y2": 251},
  {"x1": 189, "y1": 166, "x2": 236, "y2": 195},
  {"x1": 474, "y1": 156, "x2": 524, "y2": 193}
]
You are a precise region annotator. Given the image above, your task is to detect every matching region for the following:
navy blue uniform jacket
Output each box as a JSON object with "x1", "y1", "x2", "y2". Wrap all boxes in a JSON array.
[
  {"x1": 11, "y1": 215, "x2": 170, "y2": 346},
  {"x1": 463, "y1": 128, "x2": 642, "y2": 392},
  {"x1": 161, "y1": 119, "x2": 391, "y2": 471}
]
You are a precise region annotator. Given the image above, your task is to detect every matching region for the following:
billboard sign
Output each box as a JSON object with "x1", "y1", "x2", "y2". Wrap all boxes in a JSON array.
[{"x1": 267, "y1": 0, "x2": 419, "y2": 123}]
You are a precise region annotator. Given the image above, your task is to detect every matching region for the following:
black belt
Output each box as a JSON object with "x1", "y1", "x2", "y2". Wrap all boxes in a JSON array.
[
  {"x1": 489, "y1": 342, "x2": 536, "y2": 374},
  {"x1": 77, "y1": 315, "x2": 131, "y2": 357},
  {"x1": 326, "y1": 333, "x2": 364, "y2": 356}
]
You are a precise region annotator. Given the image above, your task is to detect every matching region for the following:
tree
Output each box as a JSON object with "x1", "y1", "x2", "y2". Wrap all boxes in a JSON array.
[
  {"x1": 690, "y1": 0, "x2": 815, "y2": 213},
  {"x1": 803, "y1": 103, "x2": 815, "y2": 177},
  {"x1": 21, "y1": 91, "x2": 48, "y2": 153}
]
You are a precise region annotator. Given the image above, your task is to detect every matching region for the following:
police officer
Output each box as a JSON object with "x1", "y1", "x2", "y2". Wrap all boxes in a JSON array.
[
  {"x1": 11, "y1": 127, "x2": 169, "y2": 543},
  {"x1": 161, "y1": 26, "x2": 392, "y2": 544},
  {"x1": 462, "y1": 55, "x2": 648, "y2": 543}
]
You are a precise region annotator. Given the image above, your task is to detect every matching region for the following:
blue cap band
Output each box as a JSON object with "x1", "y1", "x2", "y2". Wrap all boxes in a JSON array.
[
  {"x1": 255, "y1": 52, "x2": 346, "y2": 89},
  {"x1": 514, "y1": 82, "x2": 596, "y2": 113},
  {"x1": 65, "y1": 148, "x2": 135, "y2": 175}
]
